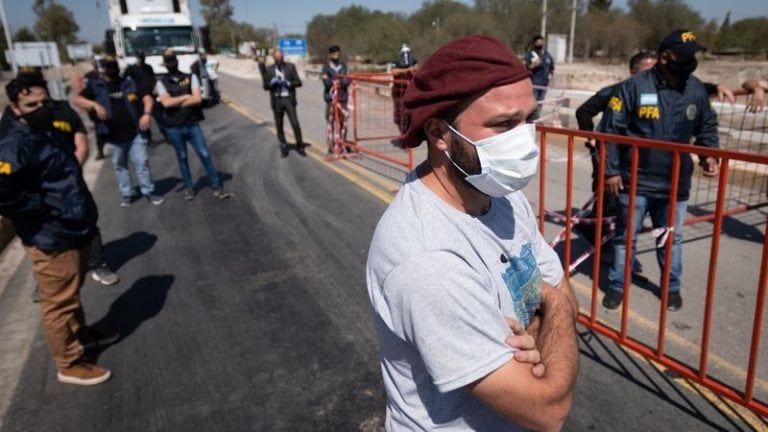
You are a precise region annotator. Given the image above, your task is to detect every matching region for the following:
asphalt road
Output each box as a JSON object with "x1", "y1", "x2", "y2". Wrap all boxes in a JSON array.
[{"x1": 0, "y1": 72, "x2": 765, "y2": 431}]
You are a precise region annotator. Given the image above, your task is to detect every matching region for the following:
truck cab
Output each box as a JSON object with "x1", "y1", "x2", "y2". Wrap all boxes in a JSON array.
[{"x1": 106, "y1": 0, "x2": 218, "y2": 103}]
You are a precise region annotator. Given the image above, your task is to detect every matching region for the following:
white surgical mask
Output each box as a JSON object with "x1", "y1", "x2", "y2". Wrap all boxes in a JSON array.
[{"x1": 444, "y1": 122, "x2": 540, "y2": 197}]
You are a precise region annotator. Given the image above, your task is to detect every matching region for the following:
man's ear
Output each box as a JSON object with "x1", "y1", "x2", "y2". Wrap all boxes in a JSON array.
[
  {"x1": 424, "y1": 118, "x2": 450, "y2": 152},
  {"x1": 9, "y1": 103, "x2": 22, "y2": 118},
  {"x1": 658, "y1": 51, "x2": 670, "y2": 65}
]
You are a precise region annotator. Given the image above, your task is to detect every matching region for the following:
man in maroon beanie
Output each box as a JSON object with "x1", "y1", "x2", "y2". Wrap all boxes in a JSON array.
[{"x1": 366, "y1": 35, "x2": 578, "y2": 431}]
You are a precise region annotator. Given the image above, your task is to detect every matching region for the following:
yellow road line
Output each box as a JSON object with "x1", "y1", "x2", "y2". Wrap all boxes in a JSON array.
[
  {"x1": 221, "y1": 95, "x2": 767, "y2": 424},
  {"x1": 222, "y1": 97, "x2": 395, "y2": 204}
]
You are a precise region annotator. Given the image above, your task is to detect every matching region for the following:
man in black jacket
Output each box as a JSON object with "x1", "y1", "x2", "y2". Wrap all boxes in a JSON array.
[
  {"x1": 0, "y1": 74, "x2": 112, "y2": 385},
  {"x1": 258, "y1": 48, "x2": 305, "y2": 157},
  {"x1": 74, "y1": 55, "x2": 163, "y2": 207},
  {"x1": 17, "y1": 68, "x2": 119, "y2": 288},
  {"x1": 599, "y1": 30, "x2": 720, "y2": 312}
]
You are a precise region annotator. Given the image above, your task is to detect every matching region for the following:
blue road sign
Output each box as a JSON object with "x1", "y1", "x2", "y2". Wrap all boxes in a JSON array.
[{"x1": 278, "y1": 38, "x2": 307, "y2": 56}]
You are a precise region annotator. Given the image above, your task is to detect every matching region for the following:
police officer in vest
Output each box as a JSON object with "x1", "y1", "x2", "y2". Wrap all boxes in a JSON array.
[
  {"x1": 74, "y1": 55, "x2": 163, "y2": 207},
  {"x1": 156, "y1": 49, "x2": 231, "y2": 201},
  {"x1": 17, "y1": 67, "x2": 120, "y2": 288},
  {"x1": 599, "y1": 29, "x2": 720, "y2": 311},
  {"x1": 0, "y1": 73, "x2": 113, "y2": 385}
]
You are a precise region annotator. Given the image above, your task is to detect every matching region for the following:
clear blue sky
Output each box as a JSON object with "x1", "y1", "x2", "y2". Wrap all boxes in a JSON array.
[{"x1": 4, "y1": 0, "x2": 766, "y2": 44}]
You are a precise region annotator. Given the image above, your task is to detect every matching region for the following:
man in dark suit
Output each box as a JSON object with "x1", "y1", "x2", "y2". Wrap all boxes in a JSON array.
[{"x1": 258, "y1": 48, "x2": 305, "y2": 157}]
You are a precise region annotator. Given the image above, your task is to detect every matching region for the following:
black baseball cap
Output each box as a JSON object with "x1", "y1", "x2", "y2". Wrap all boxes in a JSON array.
[
  {"x1": 659, "y1": 29, "x2": 706, "y2": 58},
  {"x1": 162, "y1": 48, "x2": 177, "y2": 63}
]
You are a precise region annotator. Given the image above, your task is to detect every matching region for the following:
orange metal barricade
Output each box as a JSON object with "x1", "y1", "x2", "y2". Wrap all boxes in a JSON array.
[
  {"x1": 546, "y1": 91, "x2": 768, "y2": 275},
  {"x1": 537, "y1": 124, "x2": 768, "y2": 418},
  {"x1": 327, "y1": 74, "x2": 414, "y2": 173}
]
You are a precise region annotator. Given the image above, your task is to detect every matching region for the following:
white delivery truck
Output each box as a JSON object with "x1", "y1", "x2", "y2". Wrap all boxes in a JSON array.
[{"x1": 106, "y1": 0, "x2": 218, "y2": 103}]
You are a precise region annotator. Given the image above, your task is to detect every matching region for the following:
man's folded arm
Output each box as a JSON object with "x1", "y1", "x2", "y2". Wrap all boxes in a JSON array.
[{"x1": 466, "y1": 278, "x2": 579, "y2": 432}]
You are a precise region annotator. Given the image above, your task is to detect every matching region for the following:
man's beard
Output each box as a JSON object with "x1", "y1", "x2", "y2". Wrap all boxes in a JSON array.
[{"x1": 448, "y1": 134, "x2": 482, "y2": 190}]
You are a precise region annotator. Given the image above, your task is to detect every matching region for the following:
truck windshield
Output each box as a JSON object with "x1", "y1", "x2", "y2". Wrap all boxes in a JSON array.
[{"x1": 123, "y1": 26, "x2": 195, "y2": 56}]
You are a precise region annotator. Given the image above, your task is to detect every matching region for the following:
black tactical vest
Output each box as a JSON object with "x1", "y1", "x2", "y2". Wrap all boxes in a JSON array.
[{"x1": 160, "y1": 72, "x2": 204, "y2": 127}]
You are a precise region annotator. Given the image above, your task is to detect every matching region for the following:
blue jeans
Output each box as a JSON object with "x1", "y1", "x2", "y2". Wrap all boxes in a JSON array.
[
  {"x1": 609, "y1": 194, "x2": 687, "y2": 294},
  {"x1": 529, "y1": 87, "x2": 547, "y2": 121},
  {"x1": 107, "y1": 133, "x2": 155, "y2": 198},
  {"x1": 165, "y1": 123, "x2": 221, "y2": 189}
]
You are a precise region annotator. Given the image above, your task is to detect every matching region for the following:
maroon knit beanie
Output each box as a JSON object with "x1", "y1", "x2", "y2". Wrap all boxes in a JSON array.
[{"x1": 401, "y1": 35, "x2": 530, "y2": 147}]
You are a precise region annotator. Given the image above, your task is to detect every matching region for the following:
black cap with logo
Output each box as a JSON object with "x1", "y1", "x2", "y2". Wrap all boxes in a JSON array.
[{"x1": 658, "y1": 29, "x2": 706, "y2": 59}]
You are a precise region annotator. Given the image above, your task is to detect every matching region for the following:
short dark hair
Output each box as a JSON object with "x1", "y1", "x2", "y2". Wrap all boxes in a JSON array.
[
  {"x1": 531, "y1": 35, "x2": 544, "y2": 44},
  {"x1": 629, "y1": 50, "x2": 656, "y2": 73},
  {"x1": 328, "y1": 45, "x2": 341, "y2": 54},
  {"x1": 5, "y1": 73, "x2": 48, "y2": 103}
]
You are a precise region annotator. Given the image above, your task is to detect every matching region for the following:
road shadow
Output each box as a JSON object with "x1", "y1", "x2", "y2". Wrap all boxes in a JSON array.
[
  {"x1": 86, "y1": 274, "x2": 174, "y2": 360},
  {"x1": 102, "y1": 231, "x2": 158, "y2": 271},
  {"x1": 687, "y1": 204, "x2": 765, "y2": 244},
  {"x1": 574, "y1": 329, "x2": 765, "y2": 431},
  {"x1": 192, "y1": 171, "x2": 234, "y2": 193},
  {"x1": 154, "y1": 176, "x2": 184, "y2": 196}
]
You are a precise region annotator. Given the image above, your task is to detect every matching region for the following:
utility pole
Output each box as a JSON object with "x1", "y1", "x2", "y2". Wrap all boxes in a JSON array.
[
  {"x1": 540, "y1": 0, "x2": 548, "y2": 40},
  {"x1": 568, "y1": 0, "x2": 577, "y2": 64},
  {"x1": 0, "y1": 0, "x2": 17, "y2": 75}
]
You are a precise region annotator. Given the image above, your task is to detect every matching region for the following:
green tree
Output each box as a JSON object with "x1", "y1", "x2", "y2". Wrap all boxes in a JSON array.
[
  {"x1": 13, "y1": 27, "x2": 37, "y2": 42},
  {"x1": 578, "y1": 9, "x2": 649, "y2": 57},
  {"x1": 306, "y1": 14, "x2": 336, "y2": 61},
  {"x1": 731, "y1": 17, "x2": 768, "y2": 54},
  {"x1": 32, "y1": 0, "x2": 79, "y2": 61},
  {"x1": 627, "y1": 0, "x2": 704, "y2": 50},
  {"x1": 200, "y1": 0, "x2": 235, "y2": 51},
  {"x1": 589, "y1": 0, "x2": 613, "y2": 11},
  {"x1": 200, "y1": 0, "x2": 233, "y2": 22}
]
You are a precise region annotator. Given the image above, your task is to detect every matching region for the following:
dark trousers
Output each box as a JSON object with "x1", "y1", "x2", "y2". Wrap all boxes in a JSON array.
[
  {"x1": 87, "y1": 228, "x2": 106, "y2": 270},
  {"x1": 273, "y1": 97, "x2": 303, "y2": 145}
]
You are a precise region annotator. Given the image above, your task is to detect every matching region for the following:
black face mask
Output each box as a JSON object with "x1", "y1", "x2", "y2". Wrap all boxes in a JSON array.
[
  {"x1": 21, "y1": 104, "x2": 54, "y2": 131},
  {"x1": 666, "y1": 57, "x2": 697, "y2": 80},
  {"x1": 534, "y1": 45, "x2": 544, "y2": 51},
  {"x1": 166, "y1": 62, "x2": 179, "y2": 73}
]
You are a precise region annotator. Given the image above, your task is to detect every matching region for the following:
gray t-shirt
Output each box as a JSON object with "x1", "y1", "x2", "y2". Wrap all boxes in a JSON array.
[{"x1": 366, "y1": 171, "x2": 564, "y2": 431}]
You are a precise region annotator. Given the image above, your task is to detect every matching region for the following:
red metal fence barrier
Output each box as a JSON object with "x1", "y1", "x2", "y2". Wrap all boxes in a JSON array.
[
  {"x1": 327, "y1": 74, "x2": 414, "y2": 174},
  {"x1": 537, "y1": 123, "x2": 768, "y2": 418}
]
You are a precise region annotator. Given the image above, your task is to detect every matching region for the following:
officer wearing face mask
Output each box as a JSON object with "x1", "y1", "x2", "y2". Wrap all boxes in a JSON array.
[
  {"x1": 598, "y1": 29, "x2": 720, "y2": 312},
  {"x1": 74, "y1": 55, "x2": 163, "y2": 207},
  {"x1": 524, "y1": 35, "x2": 554, "y2": 122},
  {"x1": 366, "y1": 35, "x2": 578, "y2": 432},
  {"x1": 15, "y1": 68, "x2": 121, "y2": 289},
  {"x1": 0, "y1": 74, "x2": 113, "y2": 386}
]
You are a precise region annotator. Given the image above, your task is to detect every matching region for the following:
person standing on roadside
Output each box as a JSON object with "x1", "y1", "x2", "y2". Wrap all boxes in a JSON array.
[
  {"x1": 16, "y1": 68, "x2": 120, "y2": 288},
  {"x1": 524, "y1": 35, "x2": 555, "y2": 122},
  {"x1": 124, "y1": 51, "x2": 162, "y2": 144},
  {"x1": 599, "y1": 30, "x2": 720, "y2": 312},
  {"x1": 156, "y1": 49, "x2": 232, "y2": 201},
  {"x1": 81, "y1": 56, "x2": 108, "y2": 160},
  {"x1": 74, "y1": 55, "x2": 164, "y2": 208},
  {"x1": 390, "y1": 43, "x2": 419, "y2": 147},
  {"x1": 321, "y1": 45, "x2": 350, "y2": 153},
  {"x1": 367, "y1": 35, "x2": 579, "y2": 431},
  {"x1": 258, "y1": 48, "x2": 305, "y2": 157},
  {"x1": 191, "y1": 48, "x2": 220, "y2": 105},
  {"x1": 0, "y1": 74, "x2": 114, "y2": 385}
]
